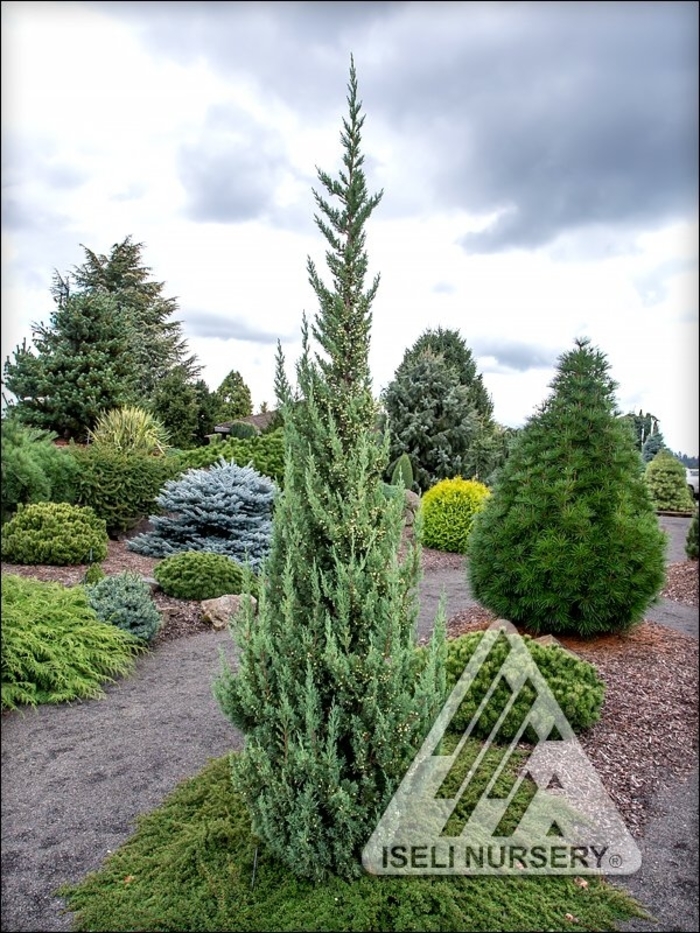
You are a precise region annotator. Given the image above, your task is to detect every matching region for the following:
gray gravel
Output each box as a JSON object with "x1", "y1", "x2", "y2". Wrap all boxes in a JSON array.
[{"x1": 1, "y1": 515, "x2": 697, "y2": 932}]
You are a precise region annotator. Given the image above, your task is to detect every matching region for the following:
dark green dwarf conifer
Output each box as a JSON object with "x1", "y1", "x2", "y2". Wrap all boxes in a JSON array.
[
  {"x1": 214, "y1": 59, "x2": 445, "y2": 882},
  {"x1": 468, "y1": 338, "x2": 667, "y2": 636}
]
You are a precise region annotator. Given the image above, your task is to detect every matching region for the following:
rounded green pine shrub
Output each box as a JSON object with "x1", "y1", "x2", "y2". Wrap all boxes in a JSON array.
[
  {"x1": 430, "y1": 631, "x2": 605, "y2": 739},
  {"x1": 686, "y1": 508, "x2": 699, "y2": 560},
  {"x1": 1, "y1": 419, "x2": 79, "y2": 524},
  {"x1": 1, "y1": 502, "x2": 108, "y2": 565},
  {"x1": 420, "y1": 477, "x2": 490, "y2": 553},
  {"x1": 1, "y1": 574, "x2": 142, "y2": 710},
  {"x1": 86, "y1": 572, "x2": 162, "y2": 642},
  {"x1": 154, "y1": 551, "x2": 256, "y2": 601},
  {"x1": 644, "y1": 451, "x2": 695, "y2": 512},
  {"x1": 467, "y1": 339, "x2": 667, "y2": 637},
  {"x1": 225, "y1": 421, "x2": 259, "y2": 440}
]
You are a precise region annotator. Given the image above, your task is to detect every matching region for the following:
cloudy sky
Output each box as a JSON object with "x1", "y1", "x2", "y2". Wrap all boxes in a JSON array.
[{"x1": 2, "y1": 1, "x2": 698, "y2": 453}]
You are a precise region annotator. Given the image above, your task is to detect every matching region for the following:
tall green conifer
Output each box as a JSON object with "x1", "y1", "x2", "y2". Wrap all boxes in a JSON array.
[{"x1": 214, "y1": 59, "x2": 445, "y2": 882}]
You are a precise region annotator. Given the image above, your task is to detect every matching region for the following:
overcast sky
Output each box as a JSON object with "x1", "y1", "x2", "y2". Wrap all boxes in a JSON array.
[{"x1": 2, "y1": 1, "x2": 698, "y2": 453}]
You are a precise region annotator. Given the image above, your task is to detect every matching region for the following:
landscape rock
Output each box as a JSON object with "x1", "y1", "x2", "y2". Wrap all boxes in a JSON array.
[
  {"x1": 200, "y1": 594, "x2": 258, "y2": 629},
  {"x1": 404, "y1": 489, "x2": 420, "y2": 526}
]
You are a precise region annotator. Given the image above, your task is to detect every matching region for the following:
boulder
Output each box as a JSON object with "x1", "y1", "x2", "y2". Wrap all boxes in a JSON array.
[
  {"x1": 201, "y1": 594, "x2": 258, "y2": 630},
  {"x1": 404, "y1": 489, "x2": 420, "y2": 525},
  {"x1": 142, "y1": 576, "x2": 160, "y2": 594}
]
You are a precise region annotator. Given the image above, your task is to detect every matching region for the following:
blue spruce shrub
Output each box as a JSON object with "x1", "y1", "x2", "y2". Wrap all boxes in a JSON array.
[
  {"x1": 126, "y1": 458, "x2": 275, "y2": 569},
  {"x1": 86, "y1": 572, "x2": 162, "y2": 643}
]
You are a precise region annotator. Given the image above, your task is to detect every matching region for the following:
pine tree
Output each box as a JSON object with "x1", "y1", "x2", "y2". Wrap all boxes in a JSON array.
[
  {"x1": 213, "y1": 59, "x2": 445, "y2": 882},
  {"x1": 467, "y1": 337, "x2": 667, "y2": 637},
  {"x1": 214, "y1": 369, "x2": 253, "y2": 422},
  {"x1": 151, "y1": 368, "x2": 218, "y2": 449},
  {"x1": 3, "y1": 292, "x2": 138, "y2": 439},
  {"x1": 70, "y1": 236, "x2": 200, "y2": 398},
  {"x1": 621, "y1": 409, "x2": 660, "y2": 452}
]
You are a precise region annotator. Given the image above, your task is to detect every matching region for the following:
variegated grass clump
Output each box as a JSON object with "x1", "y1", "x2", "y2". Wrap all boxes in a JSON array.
[{"x1": 88, "y1": 406, "x2": 171, "y2": 455}]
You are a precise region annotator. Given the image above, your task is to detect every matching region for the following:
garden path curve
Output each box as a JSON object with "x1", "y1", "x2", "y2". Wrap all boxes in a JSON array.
[{"x1": 1, "y1": 515, "x2": 697, "y2": 932}]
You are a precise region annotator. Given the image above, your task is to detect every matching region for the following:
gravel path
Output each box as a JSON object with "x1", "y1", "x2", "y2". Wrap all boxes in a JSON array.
[{"x1": 1, "y1": 515, "x2": 697, "y2": 933}]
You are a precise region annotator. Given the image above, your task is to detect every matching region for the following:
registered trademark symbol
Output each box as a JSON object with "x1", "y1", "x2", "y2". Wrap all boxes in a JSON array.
[{"x1": 608, "y1": 853, "x2": 622, "y2": 868}]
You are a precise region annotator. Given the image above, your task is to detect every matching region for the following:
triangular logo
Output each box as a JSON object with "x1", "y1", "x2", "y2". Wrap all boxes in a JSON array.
[{"x1": 363, "y1": 620, "x2": 641, "y2": 875}]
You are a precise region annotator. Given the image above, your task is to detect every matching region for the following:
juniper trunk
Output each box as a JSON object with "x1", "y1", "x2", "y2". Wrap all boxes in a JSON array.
[{"x1": 214, "y1": 59, "x2": 445, "y2": 882}]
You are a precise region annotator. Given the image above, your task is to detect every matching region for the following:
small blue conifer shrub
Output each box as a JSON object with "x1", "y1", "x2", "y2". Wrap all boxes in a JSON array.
[{"x1": 126, "y1": 458, "x2": 275, "y2": 569}]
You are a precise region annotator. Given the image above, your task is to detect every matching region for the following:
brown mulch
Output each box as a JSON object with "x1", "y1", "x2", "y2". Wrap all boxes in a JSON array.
[
  {"x1": 2, "y1": 542, "x2": 698, "y2": 840},
  {"x1": 445, "y1": 604, "x2": 699, "y2": 840}
]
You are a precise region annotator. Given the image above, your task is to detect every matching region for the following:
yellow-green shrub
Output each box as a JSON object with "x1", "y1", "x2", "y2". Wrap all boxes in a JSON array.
[
  {"x1": 1, "y1": 502, "x2": 108, "y2": 565},
  {"x1": 420, "y1": 477, "x2": 490, "y2": 553},
  {"x1": 1, "y1": 575, "x2": 142, "y2": 710}
]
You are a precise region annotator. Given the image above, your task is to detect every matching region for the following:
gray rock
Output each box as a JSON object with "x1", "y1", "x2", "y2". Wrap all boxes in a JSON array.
[{"x1": 200, "y1": 594, "x2": 258, "y2": 630}]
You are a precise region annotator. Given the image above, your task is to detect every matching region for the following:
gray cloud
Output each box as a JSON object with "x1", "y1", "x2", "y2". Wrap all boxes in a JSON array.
[
  {"x1": 88, "y1": 2, "x2": 698, "y2": 250},
  {"x1": 183, "y1": 310, "x2": 295, "y2": 344},
  {"x1": 1, "y1": 194, "x2": 70, "y2": 233},
  {"x1": 474, "y1": 338, "x2": 560, "y2": 373},
  {"x1": 633, "y1": 258, "x2": 697, "y2": 308},
  {"x1": 177, "y1": 104, "x2": 292, "y2": 223}
]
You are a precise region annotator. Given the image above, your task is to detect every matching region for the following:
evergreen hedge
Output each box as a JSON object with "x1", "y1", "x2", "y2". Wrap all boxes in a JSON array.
[{"x1": 69, "y1": 445, "x2": 176, "y2": 537}]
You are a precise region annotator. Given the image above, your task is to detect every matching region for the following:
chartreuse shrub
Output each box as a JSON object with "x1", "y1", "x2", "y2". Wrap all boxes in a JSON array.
[
  {"x1": 87, "y1": 405, "x2": 171, "y2": 455},
  {"x1": 686, "y1": 508, "x2": 699, "y2": 560},
  {"x1": 154, "y1": 551, "x2": 258, "y2": 601},
  {"x1": 416, "y1": 631, "x2": 605, "y2": 740},
  {"x1": 69, "y1": 445, "x2": 176, "y2": 537},
  {"x1": 1, "y1": 418, "x2": 79, "y2": 524},
  {"x1": 421, "y1": 477, "x2": 490, "y2": 553},
  {"x1": 644, "y1": 450, "x2": 695, "y2": 512},
  {"x1": 128, "y1": 460, "x2": 275, "y2": 568},
  {"x1": 1, "y1": 575, "x2": 142, "y2": 710},
  {"x1": 468, "y1": 338, "x2": 667, "y2": 637},
  {"x1": 57, "y1": 755, "x2": 643, "y2": 932},
  {"x1": 1, "y1": 502, "x2": 108, "y2": 565},
  {"x1": 86, "y1": 572, "x2": 162, "y2": 642},
  {"x1": 173, "y1": 428, "x2": 285, "y2": 486}
]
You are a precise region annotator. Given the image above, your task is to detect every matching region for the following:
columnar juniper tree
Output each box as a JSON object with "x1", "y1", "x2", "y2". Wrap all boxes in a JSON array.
[
  {"x1": 214, "y1": 59, "x2": 445, "y2": 882},
  {"x1": 468, "y1": 338, "x2": 666, "y2": 637}
]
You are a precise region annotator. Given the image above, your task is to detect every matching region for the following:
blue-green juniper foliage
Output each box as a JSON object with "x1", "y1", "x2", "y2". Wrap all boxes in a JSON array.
[{"x1": 214, "y1": 59, "x2": 445, "y2": 882}]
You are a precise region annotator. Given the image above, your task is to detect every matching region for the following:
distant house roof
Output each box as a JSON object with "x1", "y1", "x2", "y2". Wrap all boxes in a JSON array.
[{"x1": 214, "y1": 410, "x2": 279, "y2": 434}]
